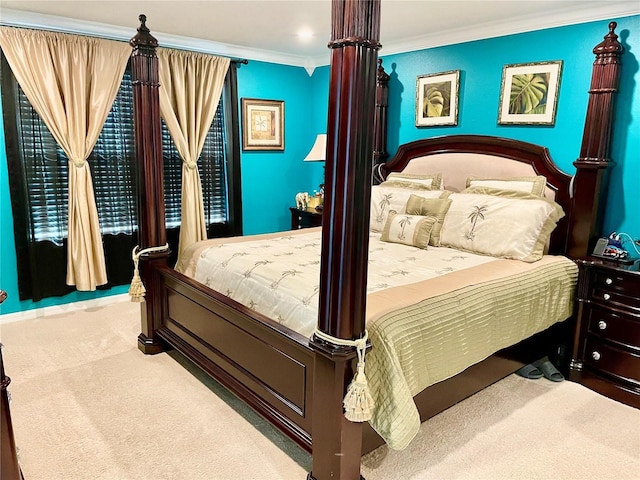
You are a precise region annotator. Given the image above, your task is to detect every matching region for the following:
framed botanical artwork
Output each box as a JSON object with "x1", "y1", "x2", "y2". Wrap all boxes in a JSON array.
[
  {"x1": 498, "y1": 61, "x2": 563, "y2": 125},
  {"x1": 241, "y1": 98, "x2": 284, "y2": 150},
  {"x1": 415, "y1": 70, "x2": 460, "y2": 127}
]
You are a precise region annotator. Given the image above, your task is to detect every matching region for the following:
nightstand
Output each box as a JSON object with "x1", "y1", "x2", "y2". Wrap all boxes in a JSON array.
[
  {"x1": 569, "y1": 257, "x2": 640, "y2": 408},
  {"x1": 290, "y1": 207, "x2": 322, "y2": 230}
]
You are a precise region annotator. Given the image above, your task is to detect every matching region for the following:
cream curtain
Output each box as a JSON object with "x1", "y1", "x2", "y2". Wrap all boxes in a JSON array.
[
  {"x1": 0, "y1": 27, "x2": 131, "y2": 290},
  {"x1": 158, "y1": 48, "x2": 230, "y2": 256}
]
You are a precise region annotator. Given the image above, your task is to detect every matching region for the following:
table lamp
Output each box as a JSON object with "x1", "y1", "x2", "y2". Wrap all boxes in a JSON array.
[{"x1": 304, "y1": 134, "x2": 326, "y2": 210}]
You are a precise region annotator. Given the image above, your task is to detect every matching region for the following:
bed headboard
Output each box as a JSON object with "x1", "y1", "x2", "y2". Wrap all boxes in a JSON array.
[{"x1": 379, "y1": 135, "x2": 573, "y2": 255}]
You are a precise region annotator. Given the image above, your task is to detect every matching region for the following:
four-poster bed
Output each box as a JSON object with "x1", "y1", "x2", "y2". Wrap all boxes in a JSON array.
[{"x1": 129, "y1": 5, "x2": 623, "y2": 479}]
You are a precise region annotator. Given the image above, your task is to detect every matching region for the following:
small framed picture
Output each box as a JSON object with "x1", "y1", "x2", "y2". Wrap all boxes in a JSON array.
[
  {"x1": 498, "y1": 61, "x2": 563, "y2": 125},
  {"x1": 241, "y1": 98, "x2": 284, "y2": 150},
  {"x1": 415, "y1": 70, "x2": 460, "y2": 127}
]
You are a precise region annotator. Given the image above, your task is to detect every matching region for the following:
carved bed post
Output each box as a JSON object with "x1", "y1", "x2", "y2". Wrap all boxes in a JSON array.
[
  {"x1": 373, "y1": 59, "x2": 389, "y2": 167},
  {"x1": 309, "y1": 1, "x2": 381, "y2": 479},
  {"x1": 567, "y1": 22, "x2": 623, "y2": 259},
  {"x1": 130, "y1": 15, "x2": 170, "y2": 354}
]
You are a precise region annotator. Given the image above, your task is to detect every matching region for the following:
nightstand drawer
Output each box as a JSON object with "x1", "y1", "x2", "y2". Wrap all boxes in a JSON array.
[
  {"x1": 593, "y1": 269, "x2": 640, "y2": 308},
  {"x1": 584, "y1": 337, "x2": 640, "y2": 384},
  {"x1": 587, "y1": 306, "x2": 640, "y2": 349},
  {"x1": 591, "y1": 287, "x2": 640, "y2": 311}
]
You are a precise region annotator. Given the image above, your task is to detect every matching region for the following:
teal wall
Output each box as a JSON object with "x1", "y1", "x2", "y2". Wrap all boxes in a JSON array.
[
  {"x1": 237, "y1": 60, "x2": 320, "y2": 234},
  {"x1": 2, "y1": 15, "x2": 638, "y2": 314}
]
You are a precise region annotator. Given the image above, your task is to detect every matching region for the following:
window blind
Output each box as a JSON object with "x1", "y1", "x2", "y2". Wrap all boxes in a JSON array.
[{"x1": 10, "y1": 68, "x2": 230, "y2": 243}]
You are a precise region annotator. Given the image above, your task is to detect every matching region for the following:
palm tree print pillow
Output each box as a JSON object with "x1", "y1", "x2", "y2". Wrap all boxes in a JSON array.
[
  {"x1": 439, "y1": 193, "x2": 564, "y2": 262},
  {"x1": 380, "y1": 213, "x2": 438, "y2": 249}
]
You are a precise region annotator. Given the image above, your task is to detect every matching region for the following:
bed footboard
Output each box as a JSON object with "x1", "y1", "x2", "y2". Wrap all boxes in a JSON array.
[{"x1": 156, "y1": 267, "x2": 315, "y2": 451}]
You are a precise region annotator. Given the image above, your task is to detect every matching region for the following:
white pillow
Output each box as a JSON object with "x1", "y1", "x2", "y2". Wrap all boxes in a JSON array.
[
  {"x1": 387, "y1": 172, "x2": 443, "y2": 190},
  {"x1": 440, "y1": 192, "x2": 564, "y2": 262},
  {"x1": 370, "y1": 185, "x2": 449, "y2": 233},
  {"x1": 380, "y1": 179, "x2": 434, "y2": 190},
  {"x1": 465, "y1": 175, "x2": 547, "y2": 197}
]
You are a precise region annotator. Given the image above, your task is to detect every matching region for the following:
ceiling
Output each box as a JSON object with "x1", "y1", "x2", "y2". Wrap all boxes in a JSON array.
[{"x1": 1, "y1": 1, "x2": 638, "y2": 70}]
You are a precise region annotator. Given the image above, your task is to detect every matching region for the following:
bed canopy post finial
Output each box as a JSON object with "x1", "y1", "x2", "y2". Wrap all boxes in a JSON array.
[
  {"x1": 130, "y1": 14, "x2": 170, "y2": 354},
  {"x1": 373, "y1": 58, "x2": 390, "y2": 169},
  {"x1": 568, "y1": 21, "x2": 624, "y2": 259},
  {"x1": 308, "y1": 1, "x2": 381, "y2": 479}
]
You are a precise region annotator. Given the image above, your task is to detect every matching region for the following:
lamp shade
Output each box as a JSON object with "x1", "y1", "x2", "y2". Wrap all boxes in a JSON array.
[{"x1": 304, "y1": 134, "x2": 327, "y2": 162}]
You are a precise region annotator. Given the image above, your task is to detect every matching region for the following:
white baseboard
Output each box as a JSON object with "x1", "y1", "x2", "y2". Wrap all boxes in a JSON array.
[{"x1": 0, "y1": 293, "x2": 130, "y2": 325}]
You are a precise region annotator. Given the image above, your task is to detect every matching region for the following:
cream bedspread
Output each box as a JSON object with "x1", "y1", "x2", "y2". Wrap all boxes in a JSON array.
[{"x1": 176, "y1": 228, "x2": 577, "y2": 449}]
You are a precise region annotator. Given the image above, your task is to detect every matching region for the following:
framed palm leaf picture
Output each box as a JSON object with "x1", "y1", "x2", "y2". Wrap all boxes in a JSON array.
[
  {"x1": 415, "y1": 70, "x2": 460, "y2": 127},
  {"x1": 241, "y1": 98, "x2": 285, "y2": 150},
  {"x1": 498, "y1": 61, "x2": 563, "y2": 125}
]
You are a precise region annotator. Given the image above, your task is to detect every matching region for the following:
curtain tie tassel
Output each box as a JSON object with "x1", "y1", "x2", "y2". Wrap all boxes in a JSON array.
[
  {"x1": 313, "y1": 329, "x2": 374, "y2": 422},
  {"x1": 128, "y1": 244, "x2": 169, "y2": 302}
]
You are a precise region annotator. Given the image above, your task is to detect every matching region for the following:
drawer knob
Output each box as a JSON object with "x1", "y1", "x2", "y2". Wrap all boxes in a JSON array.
[
  {"x1": 598, "y1": 320, "x2": 607, "y2": 330},
  {"x1": 592, "y1": 351, "x2": 601, "y2": 361},
  {"x1": 603, "y1": 293, "x2": 611, "y2": 300},
  {"x1": 605, "y1": 277, "x2": 613, "y2": 285}
]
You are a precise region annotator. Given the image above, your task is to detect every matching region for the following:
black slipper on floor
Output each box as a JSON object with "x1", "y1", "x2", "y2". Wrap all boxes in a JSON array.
[
  {"x1": 515, "y1": 363, "x2": 543, "y2": 379},
  {"x1": 533, "y1": 358, "x2": 564, "y2": 382}
]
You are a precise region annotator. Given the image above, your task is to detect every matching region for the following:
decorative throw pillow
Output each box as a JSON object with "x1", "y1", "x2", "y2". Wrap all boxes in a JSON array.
[
  {"x1": 405, "y1": 195, "x2": 453, "y2": 246},
  {"x1": 380, "y1": 212, "x2": 438, "y2": 249},
  {"x1": 439, "y1": 192, "x2": 565, "y2": 262},
  {"x1": 387, "y1": 172, "x2": 443, "y2": 190},
  {"x1": 465, "y1": 175, "x2": 547, "y2": 197},
  {"x1": 370, "y1": 185, "x2": 450, "y2": 233}
]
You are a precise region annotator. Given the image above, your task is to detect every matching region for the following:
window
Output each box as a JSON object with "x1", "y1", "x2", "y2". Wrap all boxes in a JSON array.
[{"x1": 2, "y1": 55, "x2": 242, "y2": 301}]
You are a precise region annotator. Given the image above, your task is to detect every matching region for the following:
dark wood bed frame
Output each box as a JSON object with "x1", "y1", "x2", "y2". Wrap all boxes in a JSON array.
[{"x1": 129, "y1": 5, "x2": 623, "y2": 479}]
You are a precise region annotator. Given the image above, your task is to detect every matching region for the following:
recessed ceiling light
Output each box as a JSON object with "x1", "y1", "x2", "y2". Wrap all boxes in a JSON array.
[{"x1": 298, "y1": 29, "x2": 313, "y2": 41}]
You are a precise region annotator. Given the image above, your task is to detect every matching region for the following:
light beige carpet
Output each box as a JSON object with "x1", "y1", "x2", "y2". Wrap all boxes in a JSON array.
[{"x1": 1, "y1": 300, "x2": 639, "y2": 480}]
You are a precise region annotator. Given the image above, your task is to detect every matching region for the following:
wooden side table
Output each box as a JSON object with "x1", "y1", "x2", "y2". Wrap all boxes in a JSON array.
[
  {"x1": 290, "y1": 207, "x2": 323, "y2": 230},
  {"x1": 569, "y1": 258, "x2": 640, "y2": 408}
]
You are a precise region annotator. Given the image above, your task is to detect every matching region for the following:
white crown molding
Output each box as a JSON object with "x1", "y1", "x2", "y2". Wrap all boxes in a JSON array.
[
  {"x1": 378, "y1": 3, "x2": 639, "y2": 59},
  {"x1": 304, "y1": 56, "x2": 323, "y2": 76},
  {"x1": 308, "y1": 2, "x2": 640, "y2": 69},
  {"x1": 2, "y1": 5, "x2": 638, "y2": 75},
  {"x1": 0, "y1": 293, "x2": 130, "y2": 325},
  {"x1": 0, "y1": 8, "x2": 311, "y2": 68}
]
